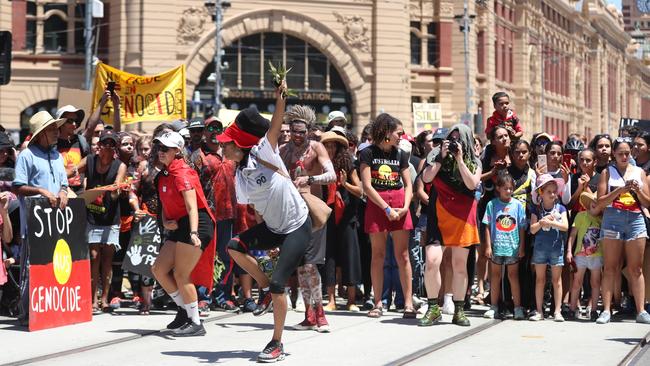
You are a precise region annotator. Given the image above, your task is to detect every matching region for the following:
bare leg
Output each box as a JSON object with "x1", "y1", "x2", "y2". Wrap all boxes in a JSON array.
[
  {"x1": 569, "y1": 268, "x2": 587, "y2": 311},
  {"x1": 450, "y1": 247, "x2": 469, "y2": 301},
  {"x1": 534, "y1": 264, "x2": 547, "y2": 314},
  {"x1": 228, "y1": 249, "x2": 270, "y2": 289},
  {"x1": 489, "y1": 263, "x2": 503, "y2": 307},
  {"x1": 507, "y1": 263, "x2": 521, "y2": 307},
  {"x1": 89, "y1": 244, "x2": 101, "y2": 309},
  {"x1": 369, "y1": 232, "x2": 388, "y2": 308},
  {"x1": 551, "y1": 266, "x2": 563, "y2": 316},
  {"x1": 151, "y1": 241, "x2": 177, "y2": 293},
  {"x1": 590, "y1": 268, "x2": 602, "y2": 314},
  {"x1": 601, "y1": 239, "x2": 624, "y2": 313},
  {"x1": 271, "y1": 293, "x2": 287, "y2": 342},
  {"x1": 392, "y1": 230, "x2": 413, "y2": 310},
  {"x1": 625, "y1": 238, "x2": 647, "y2": 314},
  {"x1": 173, "y1": 243, "x2": 202, "y2": 304},
  {"x1": 423, "y1": 244, "x2": 443, "y2": 298},
  {"x1": 100, "y1": 245, "x2": 115, "y2": 307}
]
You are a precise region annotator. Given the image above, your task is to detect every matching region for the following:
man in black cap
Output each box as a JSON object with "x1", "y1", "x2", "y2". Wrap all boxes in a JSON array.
[{"x1": 187, "y1": 117, "x2": 205, "y2": 154}]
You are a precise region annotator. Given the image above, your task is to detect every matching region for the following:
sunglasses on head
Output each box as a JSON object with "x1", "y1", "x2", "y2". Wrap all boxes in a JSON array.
[{"x1": 615, "y1": 137, "x2": 632, "y2": 143}]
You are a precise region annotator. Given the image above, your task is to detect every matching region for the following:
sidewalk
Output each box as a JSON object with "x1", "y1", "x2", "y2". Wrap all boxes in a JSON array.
[{"x1": 1, "y1": 306, "x2": 649, "y2": 365}]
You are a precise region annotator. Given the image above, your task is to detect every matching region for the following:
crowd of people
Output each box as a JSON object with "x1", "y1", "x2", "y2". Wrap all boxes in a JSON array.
[{"x1": 2, "y1": 81, "x2": 650, "y2": 362}]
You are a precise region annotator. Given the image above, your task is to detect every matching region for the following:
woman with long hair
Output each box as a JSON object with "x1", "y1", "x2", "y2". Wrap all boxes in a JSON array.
[
  {"x1": 319, "y1": 131, "x2": 363, "y2": 313},
  {"x1": 420, "y1": 124, "x2": 482, "y2": 326},
  {"x1": 359, "y1": 113, "x2": 416, "y2": 319},
  {"x1": 150, "y1": 131, "x2": 216, "y2": 336},
  {"x1": 589, "y1": 134, "x2": 613, "y2": 174},
  {"x1": 596, "y1": 138, "x2": 650, "y2": 324}
]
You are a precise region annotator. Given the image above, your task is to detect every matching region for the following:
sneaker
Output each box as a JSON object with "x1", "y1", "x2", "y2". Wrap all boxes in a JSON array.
[
  {"x1": 167, "y1": 308, "x2": 189, "y2": 329},
  {"x1": 198, "y1": 301, "x2": 210, "y2": 317},
  {"x1": 483, "y1": 306, "x2": 497, "y2": 319},
  {"x1": 452, "y1": 309, "x2": 470, "y2": 326},
  {"x1": 109, "y1": 297, "x2": 121, "y2": 310},
  {"x1": 596, "y1": 310, "x2": 611, "y2": 324},
  {"x1": 253, "y1": 291, "x2": 273, "y2": 316},
  {"x1": 315, "y1": 305, "x2": 330, "y2": 333},
  {"x1": 442, "y1": 294, "x2": 454, "y2": 315},
  {"x1": 243, "y1": 298, "x2": 257, "y2": 313},
  {"x1": 514, "y1": 307, "x2": 526, "y2": 320},
  {"x1": 419, "y1": 305, "x2": 442, "y2": 326},
  {"x1": 324, "y1": 302, "x2": 337, "y2": 311},
  {"x1": 590, "y1": 311, "x2": 599, "y2": 322},
  {"x1": 572, "y1": 308, "x2": 581, "y2": 321},
  {"x1": 257, "y1": 340, "x2": 285, "y2": 363},
  {"x1": 636, "y1": 310, "x2": 650, "y2": 324},
  {"x1": 363, "y1": 299, "x2": 374, "y2": 311},
  {"x1": 215, "y1": 300, "x2": 241, "y2": 313},
  {"x1": 172, "y1": 320, "x2": 206, "y2": 337},
  {"x1": 292, "y1": 306, "x2": 317, "y2": 331},
  {"x1": 554, "y1": 312, "x2": 565, "y2": 322},
  {"x1": 529, "y1": 313, "x2": 544, "y2": 321}
]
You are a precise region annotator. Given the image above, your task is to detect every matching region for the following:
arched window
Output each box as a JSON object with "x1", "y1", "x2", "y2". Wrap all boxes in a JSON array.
[{"x1": 196, "y1": 32, "x2": 352, "y2": 124}]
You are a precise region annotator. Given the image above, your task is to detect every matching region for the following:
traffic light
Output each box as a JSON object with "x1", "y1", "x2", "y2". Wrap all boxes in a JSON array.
[{"x1": 0, "y1": 31, "x2": 11, "y2": 86}]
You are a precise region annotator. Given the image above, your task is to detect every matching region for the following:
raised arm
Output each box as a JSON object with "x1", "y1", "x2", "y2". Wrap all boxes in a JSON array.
[{"x1": 266, "y1": 80, "x2": 287, "y2": 150}]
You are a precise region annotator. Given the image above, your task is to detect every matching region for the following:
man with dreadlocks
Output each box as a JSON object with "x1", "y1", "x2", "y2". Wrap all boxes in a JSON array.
[{"x1": 279, "y1": 105, "x2": 336, "y2": 332}]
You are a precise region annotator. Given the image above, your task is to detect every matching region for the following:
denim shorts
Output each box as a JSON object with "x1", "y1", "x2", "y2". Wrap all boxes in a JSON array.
[
  {"x1": 574, "y1": 255, "x2": 604, "y2": 270},
  {"x1": 600, "y1": 207, "x2": 648, "y2": 242},
  {"x1": 491, "y1": 255, "x2": 520, "y2": 266},
  {"x1": 532, "y1": 243, "x2": 564, "y2": 266}
]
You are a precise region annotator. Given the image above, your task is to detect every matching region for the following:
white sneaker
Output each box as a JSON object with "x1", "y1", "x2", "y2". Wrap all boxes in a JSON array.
[
  {"x1": 442, "y1": 294, "x2": 454, "y2": 315},
  {"x1": 483, "y1": 306, "x2": 497, "y2": 319},
  {"x1": 285, "y1": 288, "x2": 293, "y2": 311},
  {"x1": 573, "y1": 308, "x2": 581, "y2": 320},
  {"x1": 596, "y1": 310, "x2": 611, "y2": 324},
  {"x1": 529, "y1": 313, "x2": 544, "y2": 321},
  {"x1": 295, "y1": 290, "x2": 306, "y2": 312},
  {"x1": 554, "y1": 312, "x2": 565, "y2": 322}
]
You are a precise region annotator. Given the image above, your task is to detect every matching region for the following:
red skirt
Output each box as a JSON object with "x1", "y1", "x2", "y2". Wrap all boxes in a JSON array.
[{"x1": 365, "y1": 188, "x2": 413, "y2": 234}]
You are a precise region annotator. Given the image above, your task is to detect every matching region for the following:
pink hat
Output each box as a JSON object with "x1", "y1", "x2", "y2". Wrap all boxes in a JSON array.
[{"x1": 533, "y1": 174, "x2": 565, "y2": 204}]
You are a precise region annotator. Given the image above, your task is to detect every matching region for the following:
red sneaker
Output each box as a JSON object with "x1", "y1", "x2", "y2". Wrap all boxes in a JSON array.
[
  {"x1": 291, "y1": 305, "x2": 316, "y2": 330},
  {"x1": 315, "y1": 304, "x2": 330, "y2": 333},
  {"x1": 257, "y1": 340, "x2": 285, "y2": 363}
]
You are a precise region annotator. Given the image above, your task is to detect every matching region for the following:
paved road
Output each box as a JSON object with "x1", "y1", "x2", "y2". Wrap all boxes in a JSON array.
[{"x1": 1, "y1": 304, "x2": 649, "y2": 365}]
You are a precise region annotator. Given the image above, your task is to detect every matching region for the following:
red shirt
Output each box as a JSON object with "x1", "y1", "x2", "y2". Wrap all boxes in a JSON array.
[
  {"x1": 158, "y1": 158, "x2": 212, "y2": 221},
  {"x1": 485, "y1": 110, "x2": 523, "y2": 136},
  {"x1": 199, "y1": 151, "x2": 237, "y2": 221}
]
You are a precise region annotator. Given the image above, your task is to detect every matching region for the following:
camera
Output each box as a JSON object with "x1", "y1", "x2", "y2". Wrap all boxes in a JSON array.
[{"x1": 448, "y1": 138, "x2": 460, "y2": 154}]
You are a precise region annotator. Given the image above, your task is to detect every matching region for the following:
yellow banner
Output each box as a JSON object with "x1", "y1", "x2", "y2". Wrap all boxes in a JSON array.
[{"x1": 92, "y1": 63, "x2": 186, "y2": 125}]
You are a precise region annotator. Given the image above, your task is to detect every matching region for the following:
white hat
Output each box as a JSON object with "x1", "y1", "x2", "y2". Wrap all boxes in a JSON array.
[
  {"x1": 329, "y1": 125, "x2": 347, "y2": 137},
  {"x1": 357, "y1": 141, "x2": 371, "y2": 152},
  {"x1": 327, "y1": 111, "x2": 346, "y2": 124},
  {"x1": 154, "y1": 131, "x2": 185, "y2": 150},
  {"x1": 55, "y1": 105, "x2": 85, "y2": 123},
  {"x1": 178, "y1": 128, "x2": 190, "y2": 138},
  {"x1": 28, "y1": 111, "x2": 65, "y2": 145}
]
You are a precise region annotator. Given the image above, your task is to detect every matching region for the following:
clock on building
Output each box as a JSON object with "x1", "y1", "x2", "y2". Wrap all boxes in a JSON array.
[{"x1": 638, "y1": 0, "x2": 650, "y2": 13}]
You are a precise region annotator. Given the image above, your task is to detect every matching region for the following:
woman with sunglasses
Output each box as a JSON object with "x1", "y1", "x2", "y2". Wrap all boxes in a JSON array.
[
  {"x1": 150, "y1": 131, "x2": 216, "y2": 336},
  {"x1": 596, "y1": 137, "x2": 650, "y2": 324},
  {"x1": 78, "y1": 130, "x2": 126, "y2": 313},
  {"x1": 589, "y1": 134, "x2": 613, "y2": 174}
]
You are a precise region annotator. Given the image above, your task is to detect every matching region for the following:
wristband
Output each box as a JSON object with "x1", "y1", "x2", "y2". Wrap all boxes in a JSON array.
[
  {"x1": 190, "y1": 231, "x2": 199, "y2": 236},
  {"x1": 384, "y1": 206, "x2": 391, "y2": 216}
]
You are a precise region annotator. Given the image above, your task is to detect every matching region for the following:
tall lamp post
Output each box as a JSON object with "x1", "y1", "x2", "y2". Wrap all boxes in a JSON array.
[{"x1": 205, "y1": 1, "x2": 231, "y2": 117}]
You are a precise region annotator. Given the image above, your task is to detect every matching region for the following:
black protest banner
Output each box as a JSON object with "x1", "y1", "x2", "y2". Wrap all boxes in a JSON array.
[
  {"x1": 27, "y1": 198, "x2": 90, "y2": 331},
  {"x1": 122, "y1": 214, "x2": 161, "y2": 277}
]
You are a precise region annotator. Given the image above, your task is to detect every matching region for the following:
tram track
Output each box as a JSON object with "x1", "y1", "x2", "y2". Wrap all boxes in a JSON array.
[
  {"x1": 1, "y1": 311, "x2": 243, "y2": 366},
  {"x1": 386, "y1": 319, "x2": 503, "y2": 365}
]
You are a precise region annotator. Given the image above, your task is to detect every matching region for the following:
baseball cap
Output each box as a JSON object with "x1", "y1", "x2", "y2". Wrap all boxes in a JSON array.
[
  {"x1": 154, "y1": 131, "x2": 185, "y2": 150},
  {"x1": 99, "y1": 130, "x2": 118, "y2": 144},
  {"x1": 56, "y1": 105, "x2": 85, "y2": 123},
  {"x1": 432, "y1": 128, "x2": 449, "y2": 141},
  {"x1": 188, "y1": 118, "x2": 205, "y2": 130}
]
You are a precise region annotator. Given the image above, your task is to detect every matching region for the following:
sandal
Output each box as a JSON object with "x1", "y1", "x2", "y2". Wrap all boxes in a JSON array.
[
  {"x1": 92, "y1": 307, "x2": 102, "y2": 315},
  {"x1": 367, "y1": 306, "x2": 384, "y2": 318},
  {"x1": 403, "y1": 307, "x2": 417, "y2": 319}
]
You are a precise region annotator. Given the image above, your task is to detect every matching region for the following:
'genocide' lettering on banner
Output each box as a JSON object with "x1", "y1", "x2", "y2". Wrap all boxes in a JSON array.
[{"x1": 92, "y1": 62, "x2": 187, "y2": 125}]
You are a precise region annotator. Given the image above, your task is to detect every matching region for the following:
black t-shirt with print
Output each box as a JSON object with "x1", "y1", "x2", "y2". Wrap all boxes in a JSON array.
[{"x1": 359, "y1": 145, "x2": 409, "y2": 191}]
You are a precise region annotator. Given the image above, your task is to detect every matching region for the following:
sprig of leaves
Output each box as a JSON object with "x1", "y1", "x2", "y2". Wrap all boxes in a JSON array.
[{"x1": 268, "y1": 61, "x2": 297, "y2": 98}]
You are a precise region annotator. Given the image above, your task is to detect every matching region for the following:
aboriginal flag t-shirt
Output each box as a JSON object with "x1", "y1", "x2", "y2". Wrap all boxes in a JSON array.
[{"x1": 359, "y1": 145, "x2": 409, "y2": 191}]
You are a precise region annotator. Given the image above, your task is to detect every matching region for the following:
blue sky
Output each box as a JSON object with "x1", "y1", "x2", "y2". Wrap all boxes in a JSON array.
[{"x1": 608, "y1": 0, "x2": 621, "y2": 10}]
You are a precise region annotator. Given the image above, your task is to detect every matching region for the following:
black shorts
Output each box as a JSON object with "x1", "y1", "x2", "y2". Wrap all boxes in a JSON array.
[{"x1": 167, "y1": 209, "x2": 214, "y2": 251}]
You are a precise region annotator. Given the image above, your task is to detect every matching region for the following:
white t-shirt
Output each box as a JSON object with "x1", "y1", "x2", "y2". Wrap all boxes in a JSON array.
[{"x1": 236, "y1": 134, "x2": 309, "y2": 234}]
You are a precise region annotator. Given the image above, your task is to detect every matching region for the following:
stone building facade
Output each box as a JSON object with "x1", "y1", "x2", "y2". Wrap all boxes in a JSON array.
[{"x1": 1, "y1": 0, "x2": 650, "y2": 141}]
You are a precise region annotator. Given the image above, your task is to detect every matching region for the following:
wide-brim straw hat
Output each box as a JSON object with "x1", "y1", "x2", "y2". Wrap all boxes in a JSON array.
[{"x1": 28, "y1": 111, "x2": 65, "y2": 145}]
